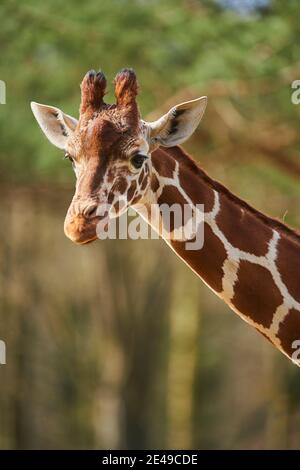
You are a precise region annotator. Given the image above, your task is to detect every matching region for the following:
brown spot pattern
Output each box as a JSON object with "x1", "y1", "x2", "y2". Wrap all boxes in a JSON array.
[
  {"x1": 277, "y1": 236, "x2": 300, "y2": 303},
  {"x1": 151, "y1": 174, "x2": 160, "y2": 193},
  {"x1": 277, "y1": 308, "x2": 300, "y2": 357},
  {"x1": 114, "y1": 177, "x2": 128, "y2": 194},
  {"x1": 152, "y1": 148, "x2": 176, "y2": 178},
  {"x1": 113, "y1": 199, "x2": 126, "y2": 214},
  {"x1": 179, "y1": 167, "x2": 214, "y2": 213},
  {"x1": 216, "y1": 193, "x2": 273, "y2": 256},
  {"x1": 107, "y1": 192, "x2": 114, "y2": 204},
  {"x1": 158, "y1": 185, "x2": 187, "y2": 232},
  {"x1": 138, "y1": 168, "x2": 145, "y2": 185},
  {"x1": 232, "y1": 261, "x2": 283, "y2": 328},
  {"x1": 172, "y1": 223, "x2": 227, "y2": 293},
  {"x1": 127, "y1": 180, "x2": 137, "y2": 201}
]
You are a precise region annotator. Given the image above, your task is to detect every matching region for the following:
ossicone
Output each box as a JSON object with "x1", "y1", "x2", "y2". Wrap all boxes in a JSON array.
[
  {"x1": 114, "y1": 68, "x2": 138, "y2": 108},
  {"x1": 80, "y1": 69, "x2": 107, "y2": 114}
]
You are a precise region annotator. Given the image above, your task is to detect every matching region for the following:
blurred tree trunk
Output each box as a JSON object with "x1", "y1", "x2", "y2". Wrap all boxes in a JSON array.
[
  {"x1": 166, "y1": 270, "x2": 200, "y2": 449},
  {"x1": 95, "y1": 239, "x2": 172, "y2": 449}
]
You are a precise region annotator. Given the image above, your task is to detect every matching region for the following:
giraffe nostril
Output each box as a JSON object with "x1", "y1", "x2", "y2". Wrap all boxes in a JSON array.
[{"x1": 84, "y1": 203, "x2": 98, "y2": 218}]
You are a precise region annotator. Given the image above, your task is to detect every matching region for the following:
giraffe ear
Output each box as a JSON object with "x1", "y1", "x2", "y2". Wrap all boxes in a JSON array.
[
  {"x1": 31, "y1": 102, "x2": 78, "y2": 150},
  {"x1": 148, "y1": 97, "x2": 207, "y2": 147}
]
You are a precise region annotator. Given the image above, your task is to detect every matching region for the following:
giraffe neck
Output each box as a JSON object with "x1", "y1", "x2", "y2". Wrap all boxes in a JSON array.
[{"x1": 141, "y1": 145, "x2": 300, "y2": 365}]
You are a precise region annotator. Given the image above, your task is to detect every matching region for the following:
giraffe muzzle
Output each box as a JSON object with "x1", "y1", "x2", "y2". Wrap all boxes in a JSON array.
[
  {"x1": 64, "y1": 202, "x2": 101, "y2": 245},
  {"x1": 64, "y1": 214, "x2": 101, "y2": 244}
]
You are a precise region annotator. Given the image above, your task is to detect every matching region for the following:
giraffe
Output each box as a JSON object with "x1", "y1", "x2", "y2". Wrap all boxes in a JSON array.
[{"x1": 31, "y1": 68, "x2": 300, "y2": 366}]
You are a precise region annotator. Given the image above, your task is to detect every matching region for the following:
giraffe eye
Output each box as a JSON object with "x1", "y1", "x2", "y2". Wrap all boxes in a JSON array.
[{"x1": 131, "y1": 153, "x2": 147, "y2": 169}]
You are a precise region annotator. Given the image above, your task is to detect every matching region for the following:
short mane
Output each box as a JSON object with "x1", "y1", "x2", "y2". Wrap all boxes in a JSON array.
[{"x1": 165, "y1": 145, "x2": 300, "y2": 243}]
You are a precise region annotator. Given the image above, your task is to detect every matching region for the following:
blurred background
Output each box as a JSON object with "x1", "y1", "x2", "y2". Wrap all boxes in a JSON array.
[{"x1": 1, "y1": 0, "x2": 300, "y2": 450}]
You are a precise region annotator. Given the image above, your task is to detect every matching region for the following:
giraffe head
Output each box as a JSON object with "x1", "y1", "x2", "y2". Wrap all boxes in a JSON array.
[{"x1": 31, "y1": 69, "x2": 207, "y2": 244}]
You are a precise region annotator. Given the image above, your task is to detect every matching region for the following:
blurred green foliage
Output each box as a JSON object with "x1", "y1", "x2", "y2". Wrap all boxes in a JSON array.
[{"x1": 0, "y1": 0, "x2": 300, "y2": 184}]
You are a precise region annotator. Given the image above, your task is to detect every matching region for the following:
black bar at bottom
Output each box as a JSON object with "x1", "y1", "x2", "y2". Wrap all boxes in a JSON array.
[{"x1": 0, "y1": 449, "x2": 295, "y2": 466}]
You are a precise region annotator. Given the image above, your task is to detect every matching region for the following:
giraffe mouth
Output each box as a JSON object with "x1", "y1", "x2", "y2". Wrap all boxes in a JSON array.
[
  {"x1": 77, "y1": 237, "x2": 98, "y2": 245},
  {"x1": 64, "y1": 214, "x2": 101, "y2": 245}
]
